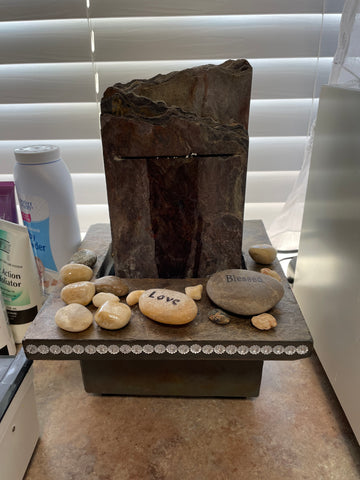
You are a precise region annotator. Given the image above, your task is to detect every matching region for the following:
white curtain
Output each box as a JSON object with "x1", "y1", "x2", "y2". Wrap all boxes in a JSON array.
[
  {"x1": 268, "y1": 0, "x2": 359, "y2": 251},
  {"x1": 0, "y1": 0, "x2": 344, "y2": 235}
]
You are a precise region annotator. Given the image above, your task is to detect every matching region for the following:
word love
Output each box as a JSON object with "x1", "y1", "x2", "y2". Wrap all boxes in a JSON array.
[
  {"x1": 139, "y1": 288, "x2": 198, "y2": 325},
  {"x1": 148, "y1": 290, "x2": 180, "y2": 306}
]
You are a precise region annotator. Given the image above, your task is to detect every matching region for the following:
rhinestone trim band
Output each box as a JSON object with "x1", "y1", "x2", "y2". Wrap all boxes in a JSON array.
[{"x1": 26, "y1": 343, "x2": 309, "y2": 357}]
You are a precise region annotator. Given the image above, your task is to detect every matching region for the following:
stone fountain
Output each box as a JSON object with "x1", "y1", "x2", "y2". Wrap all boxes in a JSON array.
[{"x1": 22, "y1": 60, "x2": 312, "y2": 398}]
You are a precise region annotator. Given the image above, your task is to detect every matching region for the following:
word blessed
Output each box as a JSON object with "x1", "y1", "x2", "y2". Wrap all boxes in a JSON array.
[
  {"x1": 225, "y1": 274, "x2": 264, "y2": 283},
  {"x1": 148, "y1": 291, "x2": 181, "y2": 306}
]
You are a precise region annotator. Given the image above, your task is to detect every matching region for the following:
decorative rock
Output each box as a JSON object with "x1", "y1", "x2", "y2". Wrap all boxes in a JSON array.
[
  {"x1": 260, "y1": 268, "x2": 282, "y2": 282},
  {"x1": 206, "y1": 269, "x2": 284, "y2": 316},
  {"x1": 92, "y1": 292, "x2": 119, "y2": 308},
  {"x1": 94, "y1": 276, "x2": 129, "y2": 297},
  {"x1": 248, "y1": 244, "x2": 277, "y2": 265},
  {"x1": 185, "y1": 284, "x2": 203, "y2": 301},
  {"x1": 251, "y1": 313, "x2": 277, "y2": 330},
  {"x1": 60, "y1": 263, "x2": 93, "y2": 285},
  {"x1": 70, "y1": 249, "x2": 97, "y2": 268},
  {"x1": 60, "y1": 281, "x2": 96, "y2": 306},
  {"x1": 126, "y1": 290, "x2": 145, "y2": 306},
  {"x1": 139, "y1": 289, "x2": 197, "y2": 325},
  {"x1": 101, "y1": 60, "x2": 251, "y2": 278},
  {"x1": 55, "y1": 303, "x2": 93, "y2": 332},
  {"x1": 208, "y1": 309, "x2": 230, "y2": 325},
  {"x1": 94, "y1": 301, "x2": 131, "y2": 330}
]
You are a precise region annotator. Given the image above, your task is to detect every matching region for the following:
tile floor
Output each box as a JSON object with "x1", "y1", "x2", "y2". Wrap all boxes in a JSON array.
[{"x1": 24, "y1": 352, "x2": 360, "y2": 480}]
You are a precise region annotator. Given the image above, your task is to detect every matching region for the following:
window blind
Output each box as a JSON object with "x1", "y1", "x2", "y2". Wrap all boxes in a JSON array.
[{"x1": 0, "y1": 0, "x2": 344, "y2": 234}]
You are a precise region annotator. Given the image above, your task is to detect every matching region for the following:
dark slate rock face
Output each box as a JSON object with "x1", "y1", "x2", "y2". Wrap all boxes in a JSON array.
[
  {"x1": 109, "y1": 59, "x2": 252, "y2": 128},
  {"x1": 100, "y1": 90, "x2": 248, "y2": 158},
  {"x1": 101, "y1": 59, "x2": 252, "y2": 278}
]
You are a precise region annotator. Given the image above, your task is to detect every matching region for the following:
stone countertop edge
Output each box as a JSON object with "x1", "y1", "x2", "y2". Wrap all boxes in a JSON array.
[{"x1": 22, "y1": 221, "x2": 313, "y2": 361}]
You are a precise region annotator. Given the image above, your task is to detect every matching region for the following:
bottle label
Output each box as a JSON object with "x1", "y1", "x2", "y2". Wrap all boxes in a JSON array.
[
  {"x1": 0, "y1": 230, "x2": 31, "y2": 308},
  {"x1": 19, "y1": 195, "x2": 59, "y2": 294},
  {"x1": 0, "y1": 257, "x2": 30, "y2": 306}
]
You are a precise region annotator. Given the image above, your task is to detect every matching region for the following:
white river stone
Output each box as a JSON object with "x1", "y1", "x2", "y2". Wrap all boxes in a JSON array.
[
  {"x1": 60, "y1": 263, "x2": 93, "y2": 285},
  {"x1": 248, "y1": 244, "x2": 277, "y2": 265},
  {"x1": 61, "y1": 281, "x2": 96, "y2": 306},
  {"x1": 126, "y1": 290, "x2": 145, "y2": 306},
  {"x1": 55, "y1": 303, "x2": 93, "y2": 332},
  {"x1": 92, "y1": 292, "x2": 120, "y2": 307},
  {"x1": 139, "y1": 288, "x2": 198, "y2": 325},
  {"x1": 94, "y1": 301, "x2": 131, "y2": 330}
]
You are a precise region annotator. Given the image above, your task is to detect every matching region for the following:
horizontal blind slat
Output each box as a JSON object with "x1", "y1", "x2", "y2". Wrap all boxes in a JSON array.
[
  {"x1": 0, "y1": 99, "x2": 314, "y2": 141},
  {"x1": 251, "y1": 57, "x2": 332, "y2": 99},
  {"x1": 0, "y1": 0, "x2": 87, "y2": 21},
  {"x1": 71, "y1": 170, "x2": 298, "y2": 205},
  {"x1": 92, "y1": 15, "x2": 341, "y2": 62},
  {"x1": 73, "y1": 174, "x2": 109, "y2": 205},
  {"x1": 1, "y1": 170, "x2": 298, "y2": 205},
  {"x1": 1, "y1": 1, "x2": 343, "y2": 20},
  {"x1": 245, "y1": 171, "x2": 298, "y2": 203},
  {"x1": 249, "y1": 98, "x2": 317, "y2": 136},
  {"x1": 0, "y1": 20, "x2": 91, "y2": 64},
  {"x1": 248, "y1": 137, "x2": 306, "y2": 171},
  {"x1": 76, "y1": 205, "x2": 110, "y2": 234},
  {"x1": 89, "y1": 0, "x2": 343, "y2": 17},
  {"x1": 0, "y1": 63, "x2": 96, "y2": 104},
  {"x1": 0, "y1": 104, "x2": 100, "y2": 140},
  {"x1": 1, "y1": 57, "x2": 332, "y2": 104},
  {"x1": 244, "y1": 203, "x2": 285, "y2": 230},
  {"x1": 96, "y1": 57, "x2": 332, "y2": 102},
  {"x1": 76, "y1": 203, "x2": 284, "y2": 235},
  {"x1": 76, "y1": 203, "x2": 286, "y2": 235},
  {"x1": 0, "y1": 140, "x2": 104, "y2": 174},
  {"x1": 0, "y1": 137, "x2": 305, "y2": 174}
]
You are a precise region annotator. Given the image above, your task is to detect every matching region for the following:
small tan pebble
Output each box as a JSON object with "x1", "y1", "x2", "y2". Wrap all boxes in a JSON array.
[
  {"x1": 70, "y1": 249, "x2": 97, "y2": 268},
  {"x1": 185, "y1": 284, "x2": 203, "y2": 300},
  {"x1": 61, "y1": 281, "x2": 96, "y2": 306},
  {"x1": 126, "y1": 290, "x2": 145, "y2": 306},
  {"x1": 94, "y1": 276, "x2": 129, "y2": 297},
  {"x1": 251, "y1": 313, "x2": 277, "y2": 330},
  {"x1": 94, "y1": 301, "x2": 131, "y2": 330},
  {"x1": 249, "y1": 244, "x2": 277, "y2": 265},
  {"x1": 260, "y1": 268, "x2": 282, "y2": 282},
  {"x1": 92, "y1": 292, "x2": 120, "y2": 308},
  {"x1": 208, "y1": 309, "x2": 230, "y2": 325},
  {"x1": 139, "y1": 288, "x2": 197, "y2": 325},
  {"x1": 60, "y1": 263, "x2": 93, "y2": 285},
  {"x1": 55, "y1": 303, "x2": 93, "y2": 332}
]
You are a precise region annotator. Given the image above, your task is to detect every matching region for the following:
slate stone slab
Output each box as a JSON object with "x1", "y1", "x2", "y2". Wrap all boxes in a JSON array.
[
  {"x1": 100, "y1": 60, "x2": 251, "y2": 278},
  {"x1": 101, "y1": 91, "x2": 249, "y2": 158},
  {"x1": 103, "y1": 154, "x2": 247, "y2": 278},
  {"x1": 108, "y1": 58, "x2": 252, "y2": 129}
]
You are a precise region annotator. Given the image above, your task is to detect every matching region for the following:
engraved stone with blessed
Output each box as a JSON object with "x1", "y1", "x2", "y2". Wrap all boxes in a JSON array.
[{"x1": 100, "y1": 59, "x2": 252, "y2": 278}]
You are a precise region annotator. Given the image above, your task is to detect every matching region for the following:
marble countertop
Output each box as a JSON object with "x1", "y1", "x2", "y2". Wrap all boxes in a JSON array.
[{"x1": 23, "y1": 353, "x2": 360, "y2": 480}]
